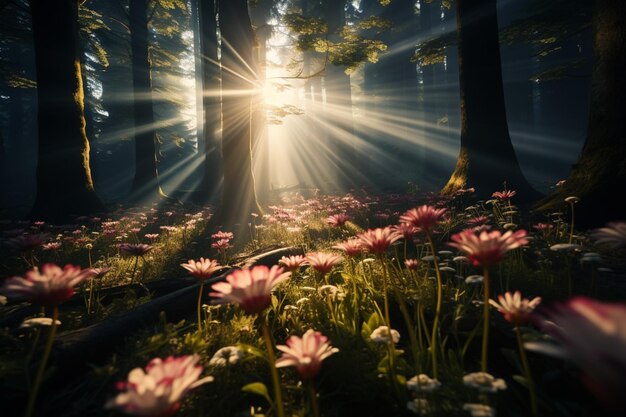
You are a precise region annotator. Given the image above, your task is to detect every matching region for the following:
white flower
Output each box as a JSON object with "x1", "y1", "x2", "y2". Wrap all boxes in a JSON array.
[
  {"x1": 406, "y1": 374, "x2": 441, "y2": 393},
  {"x1": 20, "y1": 317, "x2": 61, "y2": 328},
  {"x1": 209, "y1": 346, "x2": 244, "y2": 367},
  {"x1": 463, "y1": 403, "x2": 496, "y2": 417},
  {"x1": 463, "y1": 372, "x2": 507, "y2": 393},
  {"x1": 550, "y1": 243, "x2": 582, "y2": 252},
  {"x1": 580, "y1": 252, "x2": 602, "y2": 265},
  {"x1": 465, "y1": 275, "x2": 484, "y2": 284},
  {"x1": 370, "y1": 326, "x2": 400, "y2": 344},
  {"x1": 318, "y1": 285, "x2": 345, "y2": 300},
  {"x1": 407, "y1": 398, "x2": 430, "y2": 415}
]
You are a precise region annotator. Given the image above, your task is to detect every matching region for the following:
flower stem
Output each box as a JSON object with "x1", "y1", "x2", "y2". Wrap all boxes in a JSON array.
[
  {"x1": 261, "y1": 317, "x2": 285, "y2": 417},
  {"x1": 197, "y1": 281, "x2": 204, "y2": 334},
  {"x1": 25, "y1": 306, "x2": 58, "y2": 417},
  {"x1": 394, "y1": 286, "x2": 421, "y2": 373},
  {"x1": 379, "y1": 257, "x2": 394, "y2": 366},
  {"x1": 515, "y1": 326, "x2": 538, "y2": 416},
  {"x1": 426, "y1": 234, "x2": 443, "y2": 379},
  {"x1": 379, "y1": 256, "x2": 401, "y2": 397},
  {"x1": 307, "y1": 381, "x2": 321, "y2": 417},
  {"x1": 481, "y1": 267, "x2": 491, "y2": 373},
  {"x1": 568, "y1": 203, "x2": 575, "y2": 244},
  {"x1": 129, "y1": 256, "x2": 138, "y2": 284}
]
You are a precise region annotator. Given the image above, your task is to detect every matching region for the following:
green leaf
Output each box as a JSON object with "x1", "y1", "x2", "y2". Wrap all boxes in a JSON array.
[
  {"x1": 361, "y1": 311, "x2": 381, "y2": 341},
  {"x1": 242, "y1": 382, "x2": 271, "y2": 403},
  {"x1": 512, "y1": 374, "x2": 529, "y2": 388},
  {"x1": 237, "y1": 343, "x2": 267, "y2": 361}
]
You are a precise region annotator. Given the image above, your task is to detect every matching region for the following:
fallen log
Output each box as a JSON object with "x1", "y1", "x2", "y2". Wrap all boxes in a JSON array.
[{"x1": 50, "y1": 246, "x2": 303, "y2": 376}]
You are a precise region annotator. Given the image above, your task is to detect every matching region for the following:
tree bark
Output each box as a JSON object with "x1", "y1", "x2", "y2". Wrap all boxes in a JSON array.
[
  {"x1": 217, "y1": 0, "x2": 262, "y2": 226},
  {"x1": 198, "y1": 0, "x2": 222, "y2": 203},
  {"x1": 128, "y1": 0, "x2": 162, "y2": 201},
  {"x1": 29, "y1": 0, "x2": 103, "y2": 221},
  {"x1": 250, "y1": 0, "x2": 273, "y2": 203},
  {"x1": 442, "y1": 0, "x2": 540, "y2": 202},
  {"x1": 534, "y1": 0, "x2": 625, "y2": 228}
]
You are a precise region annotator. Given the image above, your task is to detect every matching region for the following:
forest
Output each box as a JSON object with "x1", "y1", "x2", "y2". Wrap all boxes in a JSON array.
[{"x1": 0, "y1": 0, "x2": 625, "y2": 416}]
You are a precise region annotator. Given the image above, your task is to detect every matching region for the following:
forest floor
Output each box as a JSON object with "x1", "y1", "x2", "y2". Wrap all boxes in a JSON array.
[{"x1": 1, "y1": 189, "x2": 625, "y2": 417}]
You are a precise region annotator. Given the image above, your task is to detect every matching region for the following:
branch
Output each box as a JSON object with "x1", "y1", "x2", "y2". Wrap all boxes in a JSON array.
[
  {"x1": 267, "y1": 53, "x2": 329, "y2": 80},
  {"x1": 105, "y1": 15, "x2": 130, "y2": 32},
  {"x1": 147, "y1": 0, "x2": 159, "y2": 23}
]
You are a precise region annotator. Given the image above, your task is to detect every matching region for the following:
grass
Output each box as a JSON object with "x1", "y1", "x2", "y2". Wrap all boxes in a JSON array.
[{"x1": 0, "y1": 190, "x2": 624, "y2": 417}]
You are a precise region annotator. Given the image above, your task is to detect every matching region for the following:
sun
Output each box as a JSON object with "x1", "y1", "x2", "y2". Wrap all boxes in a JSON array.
[{"x1": 262, "y1": 81, "x2": 286, "y2": 106}]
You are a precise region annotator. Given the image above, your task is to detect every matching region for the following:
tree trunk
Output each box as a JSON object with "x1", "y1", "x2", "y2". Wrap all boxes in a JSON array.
[
  {"x1": 534, "y1": 0, "x2": 625, "y2": 228},
  {"x1": 128, "y1": 0, "x2": 161, "y2": 201},
  {"x1": 29, "y1": 0, "x2": 103, "y2": 221},
  {"x1": 442, "y1": 0, "x2": 539, "y2": 202},
  {"x1": 198, "y1": 0, "x2": 222, "y2": 203},
  {"x1": 217, "y1": 0, "x2": 262, "y2": 226}
]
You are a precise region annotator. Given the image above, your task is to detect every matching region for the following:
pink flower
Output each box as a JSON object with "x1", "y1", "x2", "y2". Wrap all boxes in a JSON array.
[
  {"x1": 532, "y1": 223, "x2": 554, "y2": 231},
  {"x1": 278, "y1": 255, "x2": 307, "y2": 271},
  {"x1": 492, "y1": 190, "x2": 516, "y2": 200},
  {"x1": 275, "y1": 329, "x2": 339, "y2": 380},
  {"x1": 118, "y1": 243, "x2": 153, "y2": 257},
  {"x1": 467, "y1": 216, "x2": 490, "y2": 226},
  {"x1": 534, "y1": 297, "x2": 626, "y2": 411},
  {"x1": 332, "y1": 239, "x2": 363, "y2": 257},
  {"x1": 1, "y1": 264, "x2": 96, "y2": 306},
  {"x1": 211, "y1": 231, "x2": 234, "y2": 241},
  {"x1": 42, "y1": 242, "x2": 62, "y2": 251},
  {"x1": 591, "y1": 222, "x2": 626, "y2": 248},
  {"x1": 404, "y1": 259, "x2": 420, "y2": 270},
  {"x1": 90, "y1": 267, "x2": 113, "y2": 279},
  {"x1": 393, "y1": 223, "x2": 420, "y2": 240},
  {"x1": 449, "y1": 229, "x2": 528, "y2": 267},
  {"x1": 399, "y1": 205, "x2": 447, "y2": 234},
  {"x1": 181, "y1": 258, "x2": 221, "y2": 281},
  {"x1": 357, "y1": 227, "x2": 401, "y2": 254},
  {"x1": 209, "y1": 265, "x2": 290, "y2": 315},
  {"x1": 305, "y1": 252, "x2": 343, "y2": 275},
  {"x1": 106, "y1": 355, "x2": 213, "y2": 417},
  {"x1": 489, "y1": 291, "x2": 541, "y2": 326},
  {"x1": 327, "y1": 213, "x2": 350, "y2": 228},
  {"x1": 211, "y1": 239, "x2": 232, "y2": 250}
]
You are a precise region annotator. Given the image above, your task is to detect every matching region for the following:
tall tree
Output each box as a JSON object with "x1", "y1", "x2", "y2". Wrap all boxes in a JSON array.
[
  {"x1": 29, "y1": 0, "x2": 103, "y2": 221},
  {"x1": 128, "y1": 0, "x2": 162, "y2": 200},
  {"x1": 250, "y1": 0, "x2": 274, "y2": 202},
  {"x1": 440, "y1": 0, "x2": 539, "y2": 201},
  {"x1": 535, "y1": 0, "x2": 625, "y2": 228},
  {"x1": 218, "y1": 0, "x2": 262, "y2": 225},
  {"x1": 197, "y1": 0, "x2": 221, "y2": 202}
]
